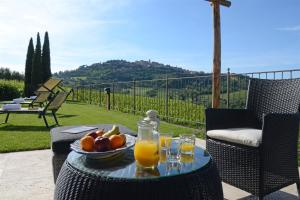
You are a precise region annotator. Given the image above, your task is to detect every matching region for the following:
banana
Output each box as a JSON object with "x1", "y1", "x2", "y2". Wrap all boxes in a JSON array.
[{"x1": 102, "y1": 125, "x2": 120, "y2": 138}]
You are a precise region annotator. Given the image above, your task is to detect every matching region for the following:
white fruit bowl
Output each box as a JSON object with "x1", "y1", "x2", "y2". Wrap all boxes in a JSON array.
[{"x1": 70, "y1": 134, "x2": 136, "y2": 160}]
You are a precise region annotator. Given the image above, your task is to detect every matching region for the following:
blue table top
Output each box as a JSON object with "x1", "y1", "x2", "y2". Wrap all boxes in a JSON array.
[{"x1": 67, "y1": 146, "x2": 211, "y2": 180}]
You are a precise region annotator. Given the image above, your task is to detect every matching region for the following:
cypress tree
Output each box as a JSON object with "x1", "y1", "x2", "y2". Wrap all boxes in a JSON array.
[
  {"x1": 31, "y1": 32, "x2": 42, "y2": 91},
  {"x1": 24, "y1": 38, "x2": 34, "y2": 96},
  {"x1": 41, "y1": 31, "x2": 51, "y2": 82}
]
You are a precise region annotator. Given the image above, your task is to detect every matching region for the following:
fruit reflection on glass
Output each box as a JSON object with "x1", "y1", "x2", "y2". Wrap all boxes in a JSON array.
[
  {"x1": 135, "y1": 164, "x2": 160, "y2": 177},
  {"x1": 134, "y1": 140, "x2": 159, "y2": 168}
]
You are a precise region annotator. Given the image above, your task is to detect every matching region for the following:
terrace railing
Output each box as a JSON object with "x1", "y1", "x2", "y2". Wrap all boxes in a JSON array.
[{"x1": 71, "y1": 68, "x2": 300, "y2": 128}]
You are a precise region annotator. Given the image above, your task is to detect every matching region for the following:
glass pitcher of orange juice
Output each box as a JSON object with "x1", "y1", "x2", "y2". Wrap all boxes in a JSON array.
[{"x1": 134, "y1": 120, "x2": 159, "y2": 168}]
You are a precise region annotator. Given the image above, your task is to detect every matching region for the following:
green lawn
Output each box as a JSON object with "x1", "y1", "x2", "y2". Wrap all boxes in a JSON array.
[{"x1": 0, "y1": 102, "x2": 203, "y2": 153}]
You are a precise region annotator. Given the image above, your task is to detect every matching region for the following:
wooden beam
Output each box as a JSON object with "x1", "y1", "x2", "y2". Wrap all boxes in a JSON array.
[
  {"x1": 205, "y1": 0, "x2": 231, "y2": 7},
  {"x1": 206, "y1": 0, "x2": 231, "y2": 108},
  {"x1": 212, "y1": 0, "x2": 221, "y2": 108}
]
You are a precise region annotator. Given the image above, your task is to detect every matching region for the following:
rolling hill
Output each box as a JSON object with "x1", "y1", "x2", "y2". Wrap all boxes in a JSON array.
[{"x1": 53, "y1": 60, "x2": 207, "y2": 85}]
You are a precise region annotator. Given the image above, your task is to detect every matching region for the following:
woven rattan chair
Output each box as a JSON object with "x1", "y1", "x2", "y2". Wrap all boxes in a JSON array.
[
  {"x1": 1, "y1": 91, "x2": 70, "y2": 128},
  {"x1": 205, "y1": 78, "x2": 300, "y2": 199}
]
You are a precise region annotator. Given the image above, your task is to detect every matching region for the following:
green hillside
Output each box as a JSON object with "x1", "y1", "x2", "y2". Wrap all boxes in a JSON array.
[{"x1": 54, "y1": 60, "x2": 207, "y2": 86}]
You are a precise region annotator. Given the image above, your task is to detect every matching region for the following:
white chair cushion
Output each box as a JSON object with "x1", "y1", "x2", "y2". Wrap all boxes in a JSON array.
[
  {"x1": 2, "y1": 104, "x2": 21, "y2": 111},
  {"x1": 207, "y1": 128, "x2": 262, "y2": 147}
]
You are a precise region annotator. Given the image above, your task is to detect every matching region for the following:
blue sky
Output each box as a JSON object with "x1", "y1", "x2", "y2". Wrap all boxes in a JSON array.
[{"x1": 0, "y1": 0, "x2": 299, "y2": 73}]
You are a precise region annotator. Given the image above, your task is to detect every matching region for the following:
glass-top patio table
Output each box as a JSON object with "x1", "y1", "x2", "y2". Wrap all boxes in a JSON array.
[{"x1": 54, "y1": 146, "x2": 223, "y2": 200}]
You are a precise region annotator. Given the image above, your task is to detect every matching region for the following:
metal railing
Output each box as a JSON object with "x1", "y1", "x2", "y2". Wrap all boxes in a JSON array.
[{"x1": 70, "y1": 68, "x2": 300, "y2": 128}]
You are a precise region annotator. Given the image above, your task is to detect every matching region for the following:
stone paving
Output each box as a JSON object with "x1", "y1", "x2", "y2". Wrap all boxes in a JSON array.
[
  {"x1": 0, "y1": 150, "x2": 54, "y2": 200},
  {"x1": 0, "y1": 139, "x2": 298, "y2": 200}
]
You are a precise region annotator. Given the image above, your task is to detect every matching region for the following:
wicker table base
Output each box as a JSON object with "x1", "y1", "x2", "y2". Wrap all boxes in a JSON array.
[{"x1": 55, "y1": 149, "x2": 223, "y2": 200}]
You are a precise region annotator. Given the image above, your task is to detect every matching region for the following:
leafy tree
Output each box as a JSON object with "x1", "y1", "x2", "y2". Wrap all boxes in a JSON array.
[
  {"x1": 24, "y1": 38, "x2": 34, "y2": 96},
  {"x1": 31, "y1": 32, "x2": 42, "y2": 91},
  {"x1": 0, "y1": 67, "x2": 24, "y2": 80},
  {"x1": 41, "y1": 31, "x2": 51, "y2": 82}
]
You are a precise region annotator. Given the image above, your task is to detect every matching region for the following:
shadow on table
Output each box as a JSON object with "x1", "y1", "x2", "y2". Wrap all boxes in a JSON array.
[
  {"x1": 84, "y1": 150, "x2": 135, "y2": 171},
  {"x1": 224, "y1": 191, "x2": 298, "y2": 200}
]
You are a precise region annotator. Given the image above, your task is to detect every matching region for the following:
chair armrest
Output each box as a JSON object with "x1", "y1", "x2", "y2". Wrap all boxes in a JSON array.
[
  {"x1": 205, "y1": 108, "x2": 259, "y2": 131},
  {"x1": 261, "y1": 113, "x2": 300, "y2": 173}
]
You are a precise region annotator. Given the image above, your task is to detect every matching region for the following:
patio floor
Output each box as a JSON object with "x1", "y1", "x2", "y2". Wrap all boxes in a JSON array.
[{"x1": 0, "y1": 139, "x2": 299, "y2": 200}]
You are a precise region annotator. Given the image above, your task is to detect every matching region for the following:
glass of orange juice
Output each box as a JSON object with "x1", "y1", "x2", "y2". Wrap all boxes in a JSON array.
[
  {"x1": 159, "y1": 133, "x2": 172, "y2": 163},
  {"x1": 159, "y1": 133, "x2": 172, "y2": 150},
  {"x1": 180, "y1": 134, "x2": 196, "y2": 157},
  {"x1": 134, "y1": 120, "x2": 159, "y2": 168}
]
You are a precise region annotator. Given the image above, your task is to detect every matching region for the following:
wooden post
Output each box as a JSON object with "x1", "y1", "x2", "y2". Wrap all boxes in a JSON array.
[
  {"x1": 165, "y1": 76, "x2": 169, "y2": 121},
  {"x1": 107, "y1": 92, "x2": 111, "y2": 110},
  {"x1": 99, "y1": 87, "x2": 101, "y2": 107},
  {"x1": 104, "y1": 87, "x2": 111, "y2": 110},
  {"x1": 206, "y1": 0, "x2": 231, "y2": 108},
  {"x1": 112, "y1": 82, "x2": 115, "y2": 109},
  {"x1": 133, "y1": 80, "x2": 136, "y2": 114},
  {"x1": 76, "y1": 86, "x2": 79, "y2": 101},
  {"x1": 226, "y1": 68, "x2": 230, "y2": 108},
  {"x1": 89, "y1": 85, "x2": 92, "y2": 104}
]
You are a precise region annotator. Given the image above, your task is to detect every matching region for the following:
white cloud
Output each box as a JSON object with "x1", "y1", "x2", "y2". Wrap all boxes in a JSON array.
[
  {"x1": 276, "y1": 25, "x2": 300, "y2": 32},
  {"x1": 0, "y1": 0, "x2": 133, "y2": 72}
]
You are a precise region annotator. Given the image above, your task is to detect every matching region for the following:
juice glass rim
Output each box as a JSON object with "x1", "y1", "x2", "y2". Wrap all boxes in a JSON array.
[
  {"x1": 160, "y1": 133, "x2": 173, "y2": 137},
  {"x1": 179, "y1": 134, "x2": 196, "y2": 138}
]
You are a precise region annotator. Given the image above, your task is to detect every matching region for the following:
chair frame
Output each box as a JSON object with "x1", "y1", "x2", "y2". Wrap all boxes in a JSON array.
[
  {"x1": 18, "y1": 91, "x2": 52, "y2": 108},
  {"x1": 36, "y1": 78, "x2": 64, "y2": 94},
  {"x1": 205, "y1": 78, "x2": 300, "y2": 199},
  {"x1": 2, "y1": 91, "x2": 70, "y2": 128}
]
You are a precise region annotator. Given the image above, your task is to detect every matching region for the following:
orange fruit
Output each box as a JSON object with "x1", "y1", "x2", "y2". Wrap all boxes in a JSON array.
[
  {"x1": 80, "y1": 136, "x2": 95, "y2": 152},
  {"x1": 109, "y1": 135, "x2": 124, "y2": 149}
]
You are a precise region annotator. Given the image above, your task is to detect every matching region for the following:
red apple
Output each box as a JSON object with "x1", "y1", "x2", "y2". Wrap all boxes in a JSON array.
[
  {"x1": 94, "y1": 137, "x2": 111, "y2": 152},
  {"x1": 86, "y1": 131, "x2": 98, "y2": 139}
]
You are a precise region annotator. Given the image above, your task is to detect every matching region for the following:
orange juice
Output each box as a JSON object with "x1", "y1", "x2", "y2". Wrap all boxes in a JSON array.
[
  {"x1": 181, "y1": 143, "x2": 194, "y2": 151},
  {"x1": 134, "y1": 140, "x2": 159, "y2": 168},
  {"x1": 180, "y1": 143, "x2": 195, "y2": 155},
  {"x1": 159, "y1": 135, "x2": 172, "y2": 148},
  {"x1": 180, "y1": 153, "x2": 194, "y2": 163}
]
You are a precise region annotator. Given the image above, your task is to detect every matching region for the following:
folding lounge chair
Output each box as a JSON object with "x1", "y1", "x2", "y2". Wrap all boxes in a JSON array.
[
  {"x1": 1, "y1": 92, "x2": 51, "y2": 108},
  {"x1": 36, "y1": 78, "x2": 64, "y2": 94},
  {"x1": 1, "y1": 91, "x2": 70, "y2": 128},
  {"x1": 22, "y1": 92, "x2": 52, "y2": 107}
]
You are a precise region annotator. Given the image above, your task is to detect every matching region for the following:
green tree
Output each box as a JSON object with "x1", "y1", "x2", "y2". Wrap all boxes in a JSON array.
[
  {"x1": 24, "y1": 38, "x2": 34, "y2": 96},
  {"x1": 31, "y1": 32, "x2": 42, "y2": 91},
  {"x1": 41, "y1": 31, "x2": 51, "y2": 82}
]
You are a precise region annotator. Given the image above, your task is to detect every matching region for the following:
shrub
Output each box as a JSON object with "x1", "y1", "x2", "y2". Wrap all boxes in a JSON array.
[{"x1": 0, "y1": 82, "x2": 22, "y2": 100}]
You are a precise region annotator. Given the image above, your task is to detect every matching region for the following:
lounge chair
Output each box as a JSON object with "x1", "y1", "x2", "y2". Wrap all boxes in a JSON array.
[
  {"x1": 28, "y1": 91, "x2": 51, "y2": 107},
  {"x1": 1, "y1": 92, "x2": 51, "y2": 108},
  {"x1": 36, "y1": 78, "x2": 64, "y2": 94},
  {"x1": 1, "y1": 91, "x2": 70, "y2": 128}
]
